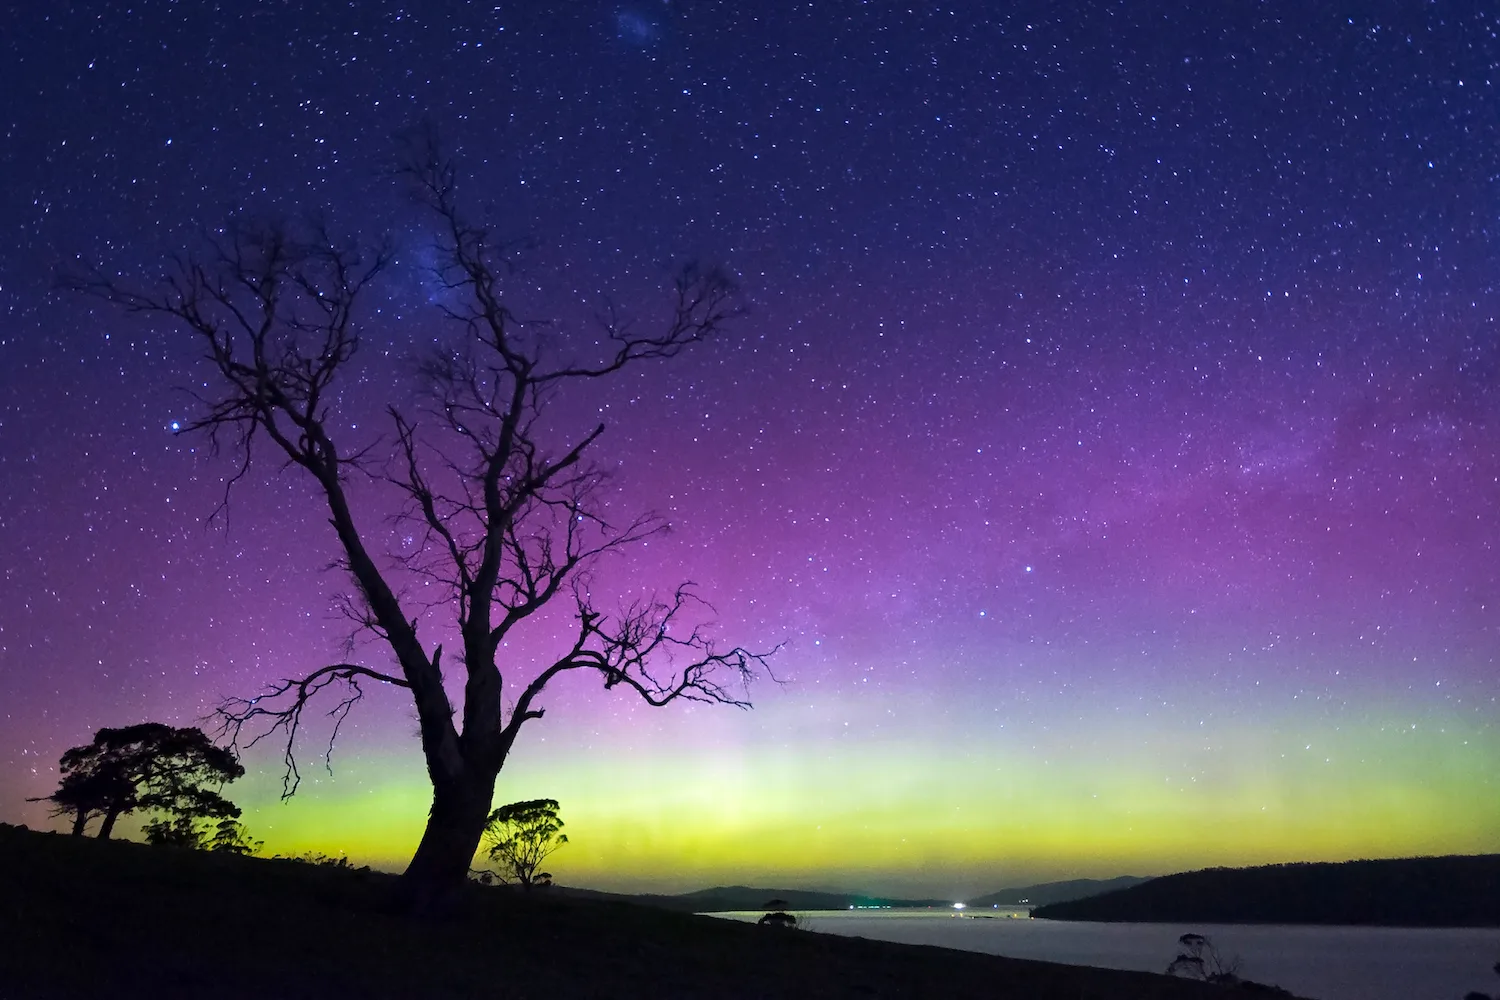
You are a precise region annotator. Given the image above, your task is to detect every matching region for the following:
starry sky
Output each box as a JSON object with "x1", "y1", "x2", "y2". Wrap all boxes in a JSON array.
[{"x1": 1, "y1": 2, "x2": 1497, "y2": 897}]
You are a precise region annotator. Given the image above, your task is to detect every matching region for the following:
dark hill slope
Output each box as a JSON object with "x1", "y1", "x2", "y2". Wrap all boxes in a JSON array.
[
  {"x1": 0, "y1": 824, "x2": 1300, "y2": 999},
  {"x1": 1033, "y1": 855, "x2": 1500, "y2": 927}
]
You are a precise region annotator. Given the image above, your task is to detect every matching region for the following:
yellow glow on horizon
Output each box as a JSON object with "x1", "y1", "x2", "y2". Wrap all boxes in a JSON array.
[{"x1": 230, "y1": 701, "x2": 1499, "y2": 893}]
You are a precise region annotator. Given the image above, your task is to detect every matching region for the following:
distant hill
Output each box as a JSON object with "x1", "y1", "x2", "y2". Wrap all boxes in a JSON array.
[
  {"x1": 1032, "y1": 855, "x2": 1500, "y2": 927},
  {"x1": 556, "y1": 884, "x2": 951, "y2": 912},
  {"x1": 557, "y1": 878, "x2": 1153, "y2": 913},
  {"x1": 970, "y1": 876, "x2": 1151, "y2": 907}
]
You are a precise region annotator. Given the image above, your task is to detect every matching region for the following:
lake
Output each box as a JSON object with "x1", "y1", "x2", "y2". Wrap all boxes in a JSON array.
[{"x1": 708, "y1": 909, "x2": 1500, "y2": 1000}]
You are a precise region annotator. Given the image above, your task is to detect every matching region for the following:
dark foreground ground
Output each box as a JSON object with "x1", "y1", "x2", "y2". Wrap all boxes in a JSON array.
[{"x1": 0, "y1": 825, "x2": 1302, "y2": 999}]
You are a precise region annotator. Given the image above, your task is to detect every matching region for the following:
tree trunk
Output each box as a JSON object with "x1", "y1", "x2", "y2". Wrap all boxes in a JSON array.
[
  {"x1": 398, "y1": 767, "x2": 497, "y2": 915},
  {"x1": 96, "y1": 805, "x2": 123, "y2": 840},
  {"x1": 70, "y1": 809, "x2": 88, "y2": 837}
]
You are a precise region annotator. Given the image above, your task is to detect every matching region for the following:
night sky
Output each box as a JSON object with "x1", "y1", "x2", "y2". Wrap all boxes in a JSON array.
[{"x1": 2, "y1": 2, "x2": 1497, "y2": 897}]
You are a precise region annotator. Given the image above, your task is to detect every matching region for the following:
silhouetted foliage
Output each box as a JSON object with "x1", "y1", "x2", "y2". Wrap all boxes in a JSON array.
[
  {"x1": 141, "y1": 780, "x2": 242, "y2": 848},
  {"x1": 207, "y1": 818, "x2": 263, "y2": 855},
  {"x1": 756, "y1": 897, "x2": 799, "y2": 928},
  {"x1": 1165, "y1": 934, "x2": 1293, "y2": 996},
  {"x1": 1166, "y1": 933, "x2": 1242, "y2": 984},
  {"x1": 144, "y1": 814, "x2": 261, "y2": 854},
  {"x1": 37, "y1": 765, "x2": 124, "y2": 837},
  {"x1": 143, "y1": 814, "x2": 206, "y2": 849},
  {"x1": 69, "y1": 126, "x2": 776, "y2": 910},
  {"x1": 30, "y1": 724, "x2": 245, "y2": 841},
  {"x1": 482, "y1": 798, "x2": 568, "y2": 888},
  {"x1": 276, "y1": 850, "x2": 367, "y2": 870},
  {"x1": 1032, "y1": 855, "x2": 1500, "y2": 927}
]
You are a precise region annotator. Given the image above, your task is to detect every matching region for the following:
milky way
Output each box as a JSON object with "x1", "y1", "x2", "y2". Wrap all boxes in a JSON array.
[{"x1": 1, "y1": 3, "x2": 1496, "y2": 895}]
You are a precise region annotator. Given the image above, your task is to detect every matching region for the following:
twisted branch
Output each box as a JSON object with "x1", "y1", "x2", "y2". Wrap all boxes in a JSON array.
[{"x1": 214, "y1": 663, "x2": 413, "y2": 798}]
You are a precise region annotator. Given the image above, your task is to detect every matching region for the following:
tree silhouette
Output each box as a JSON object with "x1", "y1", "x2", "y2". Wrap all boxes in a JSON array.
[
  {"x1": 142, "y1": 814, "x2": 260, "y2": 854},
  {"x1": 30, "y1": 724, "x2": 245, "y2": 840},
  {"x1": 141, "y1": 785, "x2": 249, "y2": 850},
  {"x1": 482, "y1": 798, "x2": 569, "y2": 888},
  {"x1": 37, "y1": 763, "x2": 125, "y2": 837},
  {"x1": 208, "y1": 817, "x2": 263, "y2": 855},
  {"x1": 1165, "y1": 933, "x2": 1242, "y2": 985},
  {"x1": 758, "y1": 899, "x2": 798, "y2": 928},
  {"x1": 142, "y1": 814, "x2": 210, "y2": 848},
  {"x1": 70, "y1": 127, "x2": 775, "y2": 909}
]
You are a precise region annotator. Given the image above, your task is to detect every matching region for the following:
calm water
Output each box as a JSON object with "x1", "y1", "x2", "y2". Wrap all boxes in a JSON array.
[{"x1": 709, "y1": 909, "x2": 1500, "y2": 1000}]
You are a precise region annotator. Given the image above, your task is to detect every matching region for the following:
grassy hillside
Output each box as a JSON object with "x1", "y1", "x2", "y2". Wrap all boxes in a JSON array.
[
  {"x1": 1033, "y1": 855, "x2": 1500, "y2": 927},
  {"x1": 0, "y1": 824, "x2": 1301, "y2": 999}
]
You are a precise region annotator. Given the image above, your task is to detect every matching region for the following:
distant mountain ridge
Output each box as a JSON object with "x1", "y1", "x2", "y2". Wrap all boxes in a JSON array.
[
  {"x1": 555, "y1": 884, "x2": 951, "y2": 912},
  {"x1": 556, "y1": 877, "x2": 1150, "y2": 913},
  {"x1": 1032, "y1": 855, "x2": 1500, "y2": 927},
  {"x1": 969, "y1": 875, "x2": 1151, "y2": 907}
]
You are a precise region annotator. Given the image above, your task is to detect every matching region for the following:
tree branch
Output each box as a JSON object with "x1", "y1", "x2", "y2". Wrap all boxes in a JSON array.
[
  {"x1": 213, "y1": 663, "x2": 412, "y2": 798},
  {"x1": 501, "y1": 587, "x2": 780, "y2": 749}
]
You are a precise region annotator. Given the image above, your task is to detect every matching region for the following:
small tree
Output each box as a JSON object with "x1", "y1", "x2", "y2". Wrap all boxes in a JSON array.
[
  {"x1": 30, "y1": 724, "x2": 244, "y2": 840},
  {"x1": 758, "y1": 898, "x2": 798, "y2": 928},
  {"x1": 482, "y1": 799, "x2": 568, "y2": 888},
  {"x1": 1166, "y1": 933, "x2": 1242, "y2": 985},
  {"x1": 143, "y1": 814, "x2": 208, "y2": 849},
  {"x1": 141, "y1": 784, "x2": 246, "y2": 850},
  {"x1": 208, "y1": 818, "x2": 263, "y2": 855}
]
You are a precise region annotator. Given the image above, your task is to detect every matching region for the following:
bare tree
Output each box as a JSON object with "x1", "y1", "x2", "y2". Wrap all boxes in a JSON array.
[{"x1": 70, "y1": 131, "x2": 773, "y2": 909}]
